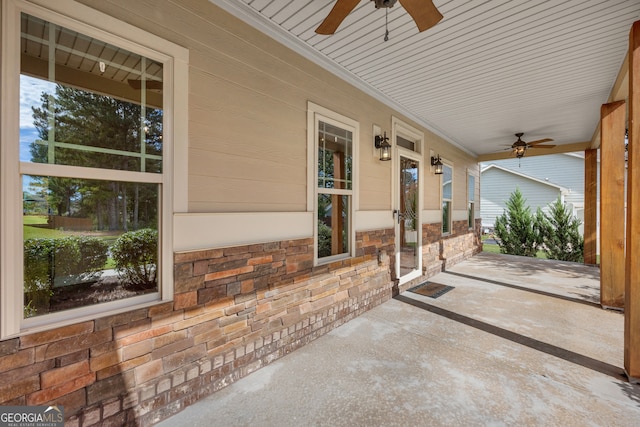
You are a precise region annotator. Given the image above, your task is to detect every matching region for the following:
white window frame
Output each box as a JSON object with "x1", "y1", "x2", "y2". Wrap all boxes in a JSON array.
[
  {"x1": 441, "y1": 162, "x2": 453, "y2": 235},
  {"x1": 392, "y1": 117, "x2": 423, "y2": 155},
  {"x1": 307, "y1": 102, "x2": 359, "y2": 265},
  {"x1": 468, "y1": 173, "x2": 476, "y2": 230},
  {"x1": 1, "y1": 0, "x2": 188, "y2": 338}
]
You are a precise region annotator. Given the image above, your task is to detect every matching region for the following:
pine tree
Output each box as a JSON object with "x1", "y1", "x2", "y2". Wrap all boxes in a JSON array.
[
  {"x1": 30, "y1": 85, "x2": 161, "y2": 229},
  {"x1": 494, "y1": 188, "x2": 540, "y2": 257},
  {"x1": 539, "y1": 198, "x2": 584, "y2": 262}
]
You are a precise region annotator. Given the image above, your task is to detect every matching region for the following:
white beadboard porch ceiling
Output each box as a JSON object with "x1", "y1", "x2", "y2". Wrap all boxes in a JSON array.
[{"x1": 212, "y1": 0, "x2": 640, "y2": 159}]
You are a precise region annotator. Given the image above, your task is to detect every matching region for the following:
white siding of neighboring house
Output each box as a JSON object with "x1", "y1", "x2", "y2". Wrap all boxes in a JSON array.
[
  {"x1": 482, "y1": 153, "x2": 585, "y2": 211},
  {"x1": 481, "y1": 165, "x2": 565, "y2": 229}
]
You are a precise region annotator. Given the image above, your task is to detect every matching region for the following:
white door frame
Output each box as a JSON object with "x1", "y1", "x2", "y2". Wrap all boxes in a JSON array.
[{"x1": 394, "y1": 147, "x2": 423, "y2": 285}]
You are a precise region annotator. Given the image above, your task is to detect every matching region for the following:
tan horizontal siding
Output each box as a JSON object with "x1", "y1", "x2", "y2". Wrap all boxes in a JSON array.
[{"x1": 189, "y1": 175, "x2": 306, "y2": 210}]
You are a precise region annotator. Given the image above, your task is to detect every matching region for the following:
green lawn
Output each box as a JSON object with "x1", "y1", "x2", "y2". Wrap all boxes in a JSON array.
[
  {"x1": 23, "y1": 216, "x2": 67, "y2": 239},
  {"x1": 481, "y1": 242, "x2": 501, "y2": 254},
  {"x1": 482, "y1": 239, "x2": 548, "y2": 259},
  {"x1": 23, "y1": 217, "x2": 121, "y2": 269},
  {"x1": 23, "y1": 225, "x2": 68, "y2": 239},
  {"x1": 23, "y1": 215, "x2": 48, "y2": 225}
]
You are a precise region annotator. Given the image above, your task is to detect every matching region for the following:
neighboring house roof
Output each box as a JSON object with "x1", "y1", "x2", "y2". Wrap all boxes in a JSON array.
[
  {"x1": 480, "y1": 164, "x2": 569, "y2": 194},
  {"x1": 563, "y1": 152, "x2": 587, "y2": 160}
]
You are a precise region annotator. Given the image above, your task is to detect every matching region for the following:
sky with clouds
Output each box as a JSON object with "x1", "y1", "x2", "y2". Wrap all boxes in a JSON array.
[
  {"x1": 20, "y1": 75, "x2": 55, "y2": 192},
  {"x1": 20, "y1": 75, "x2": 54, "y2": 129},
  {"x1": 20, "y1": 75, "x2": 56, "y2": 158}
]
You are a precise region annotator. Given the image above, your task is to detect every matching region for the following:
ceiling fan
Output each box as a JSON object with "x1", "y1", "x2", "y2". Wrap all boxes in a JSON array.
[
  {"x1": 508, "y1": 133, "x2": 556, "y2": 158},
  {"x1": 315, "y1": 0, "x2": 443, "y2": 36}
]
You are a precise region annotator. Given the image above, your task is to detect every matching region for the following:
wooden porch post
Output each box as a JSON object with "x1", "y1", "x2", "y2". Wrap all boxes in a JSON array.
[
  {"x1": 625, "y1": 20, "x2": 640, "y2": 380},
  {"x1": 331, "y1": 151, "x2": 345, "y2": 255},
  {"x1": 600, "y1": 101, "x2": 626, "y2": 308},
  {"x1": 583, "y1": 149, "x2": 598, "y2": 265}
]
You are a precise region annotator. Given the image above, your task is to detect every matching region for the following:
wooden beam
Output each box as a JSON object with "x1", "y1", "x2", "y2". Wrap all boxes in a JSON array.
[
  {"x1": 600, "y1": 101, "x2": 626, "y2": 308},
  {"x1": 625, "y1": 20, "x2": 640, "y2": 381},
  {"x1": 21, "y1": 54, "x2": 163, "y2": 109},
  {"x1": 610, "y1": 53, "x2": 631, "y2": 103},
  {"x1": 591, "y1": 53, "x2": 630, "y2": 149},
  {"x1": 477, "y1": 141, "x2": 591, "y2": 162},
  {"x1": 583, "y1": 148, "x2": 598, "y2": 265}
]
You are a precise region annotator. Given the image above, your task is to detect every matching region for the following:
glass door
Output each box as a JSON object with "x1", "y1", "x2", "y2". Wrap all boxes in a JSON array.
[{"x1": 396, "y1": 153, "x2": 422, "y2": 283}]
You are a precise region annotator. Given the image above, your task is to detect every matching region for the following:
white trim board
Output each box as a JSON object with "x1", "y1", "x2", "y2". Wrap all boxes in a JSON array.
[
  {"x1": 175, "y1": 210, "x2": 400, "y2": 251},
  {"x1": 174, "y1": 212, "x2": 313, "y2": 252},
  {"x1": 355, "y1": 210, "x2": 395, "y2": 232}
]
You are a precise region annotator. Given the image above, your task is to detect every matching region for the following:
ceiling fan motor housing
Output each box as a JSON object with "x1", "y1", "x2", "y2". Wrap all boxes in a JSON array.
[
  {"x1": 372, "y1": 0, "x2": 398, "y2": 8},
  {"x1": 316, "y1": 0, "x2": 442, "y2": 36}
]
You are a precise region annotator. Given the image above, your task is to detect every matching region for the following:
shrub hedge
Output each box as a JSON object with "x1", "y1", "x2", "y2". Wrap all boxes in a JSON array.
[{"x1": 111, "y1": 228, "x2": 158, "y2": 289}]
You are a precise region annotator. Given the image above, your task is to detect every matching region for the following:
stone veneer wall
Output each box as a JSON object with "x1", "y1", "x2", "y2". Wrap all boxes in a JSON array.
[
  {"x1": 441, "y1": 219, "x2": 483, "y2": 269},
  {"x1": 397, "y1": 219, "x2": 481, "y2": 294},
  {"x1": 0, "y1": 229, "x2": 394, "y2": 426},
  {"x1": 422, "y1": 223, "x2": 444, "y2": 279},
  {"x1": 404, "y1": 219, "x2": 482, "y2": 293}
]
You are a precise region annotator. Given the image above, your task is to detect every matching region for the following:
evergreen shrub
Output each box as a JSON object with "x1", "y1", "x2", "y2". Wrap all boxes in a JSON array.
[
  {"x1": 494, "y1": 188, "x2": 541, "y2": 257},
  {"x1": 539, "y1": 197, "x2": 584, "y2": 262},
  {"x1": 111, "y1": 228, "x2": 158, "y2": 288}
]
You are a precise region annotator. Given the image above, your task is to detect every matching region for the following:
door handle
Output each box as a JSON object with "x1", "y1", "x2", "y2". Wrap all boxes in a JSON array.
[{"x1": 393, "y1": 210, "x2": 404, "y2": 224}]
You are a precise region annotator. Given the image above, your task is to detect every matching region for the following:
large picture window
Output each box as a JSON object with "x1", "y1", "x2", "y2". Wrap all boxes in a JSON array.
[
  {"x1": 20, "y1": 13, "x2": 162, "y2": 320},
  {"x1": 308, "y1": 103, "x2": 357, "y2": 263},
  {"x1": 2, "y1": 0, "x2": 187, "y2": 335}
]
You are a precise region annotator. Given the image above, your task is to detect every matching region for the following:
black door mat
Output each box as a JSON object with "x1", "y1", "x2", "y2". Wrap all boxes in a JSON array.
[{"x1": 409, "y1": 282, "x2": 455, "y2": 299}]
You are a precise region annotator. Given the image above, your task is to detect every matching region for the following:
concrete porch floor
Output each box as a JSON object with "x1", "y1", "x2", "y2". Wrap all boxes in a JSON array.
[{"x1": 158, "y1": 252, "x2": 640, "y2": 426}]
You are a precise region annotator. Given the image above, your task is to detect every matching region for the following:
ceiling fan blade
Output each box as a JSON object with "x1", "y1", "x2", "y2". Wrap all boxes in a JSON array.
[
  {"x1": 398, "y1": 0, "x2": 443, "y2": 32},
  {"x1": 530, "y1": 144, "x2": 557, "y2": 149},
  {"x1": 315, "y1": 0, "x2": 361, "y2": 35},
  {"x1": 526, "y1": 138, "x2": 554, "y2": 146}
]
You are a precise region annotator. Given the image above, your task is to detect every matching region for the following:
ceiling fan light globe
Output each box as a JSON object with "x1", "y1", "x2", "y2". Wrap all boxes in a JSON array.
[{"x1": 373, "y1": 0, "x2": 398, "y2": 8}]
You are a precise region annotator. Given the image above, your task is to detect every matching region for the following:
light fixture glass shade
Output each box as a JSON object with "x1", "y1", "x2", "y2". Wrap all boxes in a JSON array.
[{"x1": 379, "y1": 142, "x2": 391, "y2": 161}]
